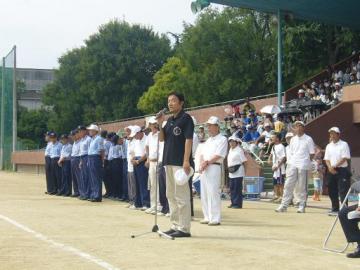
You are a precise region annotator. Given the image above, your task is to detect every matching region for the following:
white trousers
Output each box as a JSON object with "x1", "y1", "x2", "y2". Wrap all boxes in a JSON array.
[
  {"x1": 201, "y1": 164, "x2": 222, "y2": 223},
  {"x1": 148, "y1": 161, "x2": 159, "y2": 209},
  {"x1": 281, "y1": 165, "x2": 309, "y2": 208},
  {"x1": 165, "y1": 165, "x2": 191, "y2": 233}
]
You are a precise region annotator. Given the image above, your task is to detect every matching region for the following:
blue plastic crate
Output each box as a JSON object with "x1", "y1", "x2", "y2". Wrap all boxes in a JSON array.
[{"x1": 243, "y1": 177, "x2": 264, "y2": 200}]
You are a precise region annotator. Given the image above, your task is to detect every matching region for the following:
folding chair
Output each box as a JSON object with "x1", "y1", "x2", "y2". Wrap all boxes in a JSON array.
[{"x1": 323, "y1": 180, "x2": 360, "y2": 253}]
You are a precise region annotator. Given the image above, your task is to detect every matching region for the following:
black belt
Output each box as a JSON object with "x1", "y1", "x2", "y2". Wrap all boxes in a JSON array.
[{"x1": 211, "y1": 163, "x2": 221, "y2": 166}]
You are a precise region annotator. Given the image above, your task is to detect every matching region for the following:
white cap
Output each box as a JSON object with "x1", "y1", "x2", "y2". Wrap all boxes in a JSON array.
[
  {"x1": 285, "y1": 132, "x2": 294, "y2": 138},
  {"x1": 298, "y1": 89, "x2": 305, "y2": 94},
  {"x1": 129, "y1": 125, "x2": 141, "y2": 137},
  {"x1": 246, "y1": 124, "x2": 252, "y2": 129},
  {"x1": 174, "y1": 167, "x2": 194, "y2": 186},
  {"x1": 86, "y1": 124, "x2": 99, "y2": 132},
  {"x1": 294, "y1": 121, "x2": 305, "y2": 127},
  {"x1": 148, "y1": 116, "x2": 157, "y2": 124},
  {"x1": 228, "y1": 135, "x2": 242, "y2": 143},
  {"x1": 328, "y1": 127, "x2": 340, "y2": 133},
  {"x1": 335, "y1": 82, "x2": 341, "y2": 86},
  {"x1": 191, "y1": 116, "x2": 197, "y2": 126},
  {"x1": 264, "y1": 122, "x2": 271, "y2": 128},
  {"x1": 206, "y1": 116, "x2": 220, "y2": 125}
]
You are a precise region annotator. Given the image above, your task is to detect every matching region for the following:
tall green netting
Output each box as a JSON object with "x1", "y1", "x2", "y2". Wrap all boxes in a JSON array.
[{"x1": 1, "y1": 46, "x2": 16, "y2": 170}]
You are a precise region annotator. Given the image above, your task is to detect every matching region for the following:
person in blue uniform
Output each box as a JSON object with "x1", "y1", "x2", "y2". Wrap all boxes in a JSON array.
[
  {"x1": 120, "y1": 135, "x2": 129, "y2": 202},
  {"x1": 109, "y1": 134, "x2": 123, "y2": 200},
  {"x1": 131, "y1": 126, "x2": 150, "y2": 210},
  {"x1": 103, "y1": 131, "x2": 113, "y2": 198},
  {"x1": 78, "y1": 125, "x2": 92, "y2": 200},
  {"x1": 87, "y1": 124, "x2": 105, "y2": 202},
  {"x1": 58, "y1": 134, "x2": 73, "y2": 196},
  {"x1": 49, "y1": 132, "x2": 63, "y2": 195},
  {"x1": 70, "y1": 129, "x2": 81, "y2": 197},
  {"x1": 44, "y1": 131, "x2": 53, "y2": 195}
]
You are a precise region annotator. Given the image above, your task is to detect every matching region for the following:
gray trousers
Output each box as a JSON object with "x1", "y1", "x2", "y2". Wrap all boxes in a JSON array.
[
  {"x1": 127, "y1": 171, "x2": 137, "y2": 204},
  {"x1": 281, "y1": 165, "x2": 309, "y2": 208}
]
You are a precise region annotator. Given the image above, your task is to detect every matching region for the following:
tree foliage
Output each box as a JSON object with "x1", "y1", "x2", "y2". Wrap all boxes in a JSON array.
[
  {"x1": 138, "y1": 8, "x2": 277, "y2": 113},
  {"x1": 17, "y1": 107, "x2": 50, "y2": 149},
  {"x1": 138, "y1": 8, "x2": 360, "y2": 114},
  {"x1": 43, "y1": 20, "x2": 172, "y2": 133}
]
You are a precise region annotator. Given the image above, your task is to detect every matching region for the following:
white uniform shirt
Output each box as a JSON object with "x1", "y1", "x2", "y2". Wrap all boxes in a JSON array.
[
  {"x1": 227, "y1": 145, "x2": 247, "y2": 178},
  {"x1": 287, "y1": 134, "x2": 315, "y2": 170},
  {"x1": 324, "y1": 139, "x2": 351, "y2": 168},
  {"x1": 192, "y1": 133, "x2": 199, "y2": 158},
  {"x1": 261, "y1": 130, "x2": 272, "y2": 143},
  {"x1": 271, "y1": 144, "x2": 286, "y2": 177},
  {"x1": 127, "y1": 139, "x2": 135, "y2": 172},
  {"x1": 134, "y1": 134, "x2": 147, "y2": 157},
  {"x1": 146, "y1": 131, "x2": 159, "y2": 160},
  {"x1": 285, "y1": 145, "x2": 292, "y2": 165},
  {"x1": 202, "y1": 133, "x2": 228, "y2": 163},
  {"x1": 158, "y1": 141, "x2": 164, "y2": 163}
]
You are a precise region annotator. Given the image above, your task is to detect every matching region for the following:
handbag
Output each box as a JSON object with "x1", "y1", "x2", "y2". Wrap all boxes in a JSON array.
[{"x1": 228, "y1": 164, "x2": 241, "y2": 173}]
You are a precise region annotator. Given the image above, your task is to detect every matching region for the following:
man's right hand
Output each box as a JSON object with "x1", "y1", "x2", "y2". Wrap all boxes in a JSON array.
[
  {"x1": 329, "y1": 167, "x2": 337, "y2": 175},
  {"x1": 157, "y1": 114, "x2": 165, "y2": 126}
]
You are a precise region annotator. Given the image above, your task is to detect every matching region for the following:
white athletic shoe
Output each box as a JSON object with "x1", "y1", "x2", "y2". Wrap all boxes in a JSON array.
[
  {"x1": 157, "y1": 212, "x2": 165, "y2": 216},
  {"x1": 141, "y1": 206, "x2": 148, "y2": 211},
  {"x1": 297, "y1": 206, "x2": 305, "y2": 213},
  {"x1": 165, "y1": 213, "x2": 171, "y2": 217},
  {"x1": 275, "y1": 205, "x2": 287, "y2": 212},
  {"x1": 129, "y1": 205, "x2": 137, "y2": 210},
  {"x1": 145, "y1": 207, "x2": 155, "y2": 214}
]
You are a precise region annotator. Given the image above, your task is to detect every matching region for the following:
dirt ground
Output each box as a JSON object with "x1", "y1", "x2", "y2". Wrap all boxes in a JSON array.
[{"x1": 0, "y1": 171, "x2": 358, "y2": 270}]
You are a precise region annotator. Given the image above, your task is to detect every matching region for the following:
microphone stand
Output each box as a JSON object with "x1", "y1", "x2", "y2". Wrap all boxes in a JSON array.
[{"x1": 131, "y1": 126, "x2": 174, "y2": 240}]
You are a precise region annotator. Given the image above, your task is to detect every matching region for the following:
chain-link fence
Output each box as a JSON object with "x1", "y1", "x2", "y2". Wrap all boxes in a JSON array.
[{"x1": 0, "y1": 46, "x2": 17, "y2": 170}]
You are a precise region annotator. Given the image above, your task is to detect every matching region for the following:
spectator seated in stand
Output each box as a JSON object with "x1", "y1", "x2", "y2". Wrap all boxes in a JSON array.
[
  {"x1": 255, "y1": 122, "x2": 274, "y2": 159},
  {"x1": 242, "y1": 97, "x2": 256, "y2": 115},
  {"x1": 245, "y1": 109, "x2": 258, "y2": 127},
  {"x1": 242, "y1": 124, "x2": 260, "y2": 144}
]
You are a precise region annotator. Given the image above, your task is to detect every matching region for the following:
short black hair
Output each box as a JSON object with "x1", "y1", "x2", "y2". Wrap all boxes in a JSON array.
[
  {"x1": 167, "y1": 91, "x2": 185, "y2": 103},
  {"x1": 77, "y1": 125, "x2": 86, "y2": 131},
  {"x1": 272, "y1": 132, "x2": 281, "y2": 140},
  {"x1": 100, "y1": 130, "x2": 108, "y2": 138},
  {"x1": 60, "y1": 134, "x2": 68, "y2": 139}
]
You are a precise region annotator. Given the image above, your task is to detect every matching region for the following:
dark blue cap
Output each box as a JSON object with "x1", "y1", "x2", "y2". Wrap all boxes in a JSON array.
[{"x1": 77, "y1": 125, "x2": 86, "y2": 131}]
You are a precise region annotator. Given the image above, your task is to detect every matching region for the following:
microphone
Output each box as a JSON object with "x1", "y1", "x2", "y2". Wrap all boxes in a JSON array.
[{"x1": 155, "y1": 108, "x2": 168, "y2": 119}]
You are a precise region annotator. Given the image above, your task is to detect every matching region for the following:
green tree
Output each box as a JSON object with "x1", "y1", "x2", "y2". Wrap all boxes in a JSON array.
[
  {"x1": 283, "y1": 22, "x2": 360, "y2": 85},
  {"x1": 137, "y1": 57, "x2": 191, "y2": 113},
  {"x1": 43, "y1": 20, "x2": 172, "y2": 134},
  {"x1": 138, "y1": 8, "x2": 277, "y2": 113},
  {"x1": 17, "y1": 107, "x2": 50, "y2": 149}
]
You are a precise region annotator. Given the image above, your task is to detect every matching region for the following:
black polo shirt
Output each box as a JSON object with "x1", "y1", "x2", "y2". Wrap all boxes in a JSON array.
[{"x1": 162, "y1": 110, "x2": 194, "y2": 166}]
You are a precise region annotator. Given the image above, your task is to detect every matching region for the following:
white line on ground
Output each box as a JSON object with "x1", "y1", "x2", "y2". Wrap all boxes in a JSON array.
[{"x1": 0, "y1": 214, "x2": 120, "y2": 270}]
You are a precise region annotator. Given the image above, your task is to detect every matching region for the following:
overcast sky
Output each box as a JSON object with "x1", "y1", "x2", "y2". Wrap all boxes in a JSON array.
[{"x1": 0, "y1": 0, "x2": 218, "y2": 69}]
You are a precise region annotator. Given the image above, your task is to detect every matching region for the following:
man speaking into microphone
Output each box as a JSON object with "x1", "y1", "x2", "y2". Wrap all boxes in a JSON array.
[{"x1": 158, "y1": 92, "x2": 194, "y2": 238}]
